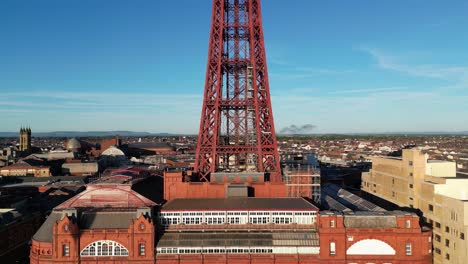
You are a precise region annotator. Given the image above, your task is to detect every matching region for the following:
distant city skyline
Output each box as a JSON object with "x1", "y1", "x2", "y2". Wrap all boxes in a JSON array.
[{"x1": 1, "y1": 0, "x2": 468, "y2": 134}]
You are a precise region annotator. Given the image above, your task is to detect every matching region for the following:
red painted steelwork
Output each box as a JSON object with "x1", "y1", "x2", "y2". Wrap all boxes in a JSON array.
[{"x1": 195, "y1": 0, "x2": 281, "y2": 182}]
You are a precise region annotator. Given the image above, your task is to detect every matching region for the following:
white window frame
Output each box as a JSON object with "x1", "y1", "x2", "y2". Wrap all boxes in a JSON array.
[
  {"x1": 330, "y1": 242, "x2": 336, "y2": 255},
  {"x1": 139, "y1": 243, "x2": 146, "y2": 256},
  {"x1": 63, "y1": 243, "x2": 70, "y2": 257},
  {"x1": 405, "y1": 242, "x2": 412, "y2": 256},
  {"x1": 80, "y1": 240, "x2": 129, "y2": 257}
]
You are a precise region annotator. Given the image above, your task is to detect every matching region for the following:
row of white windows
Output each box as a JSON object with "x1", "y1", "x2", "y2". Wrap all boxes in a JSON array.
[
  {"x1": 162, "y1": 211, "x2": 316, "y2": 216},
  {"x1": 158, "y1": 248, "x2": 273, "y2": 254},
  {"x1": 161, "y1": 216, "x2": 314, "y2": 225},
  {"x1": 159, "y1": 211, "x2": 316, "y2": 226},
  {"x1": 65, "y1": 240, "x2": 146, "y2": 258},
  {"x1": 156, "y1": 247, "x2": 318, "y2": 255}
]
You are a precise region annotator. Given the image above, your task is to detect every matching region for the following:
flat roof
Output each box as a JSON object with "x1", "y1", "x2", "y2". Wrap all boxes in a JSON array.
[
  {"x1": 378, "y1": 156, "x2": 402, "y2": 160},
  {"x1": 321, "y1": 210, "x2": 416, "y2": 217},
  {"x1": 162, "y1": 198, "x2": 318, "y2": 211},
  {"x1": 427, "y1": 160, "x2": 453, "y2": 163}
]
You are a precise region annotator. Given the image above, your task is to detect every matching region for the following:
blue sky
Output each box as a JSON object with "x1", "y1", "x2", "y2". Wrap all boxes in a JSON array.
[{"x1": 1, "y1": 0, "x2": 468, "y2": 134}]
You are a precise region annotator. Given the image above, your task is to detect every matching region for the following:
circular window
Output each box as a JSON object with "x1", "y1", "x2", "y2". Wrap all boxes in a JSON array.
[{"x1": 140, "y1": 223, "x2": 145, "y2": 230}]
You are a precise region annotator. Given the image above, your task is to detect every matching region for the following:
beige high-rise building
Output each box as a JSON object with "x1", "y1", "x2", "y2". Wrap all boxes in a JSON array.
[{"x1": 362, "y1": 148, "x2": 468, "y2": 264}]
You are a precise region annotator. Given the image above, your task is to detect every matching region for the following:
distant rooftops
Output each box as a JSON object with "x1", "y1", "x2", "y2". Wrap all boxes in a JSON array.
[
  {"x1": 162, "y1": 198, "x2": 318, "y2": 212},
  {"x1": 1, "y1": 176, "x2": 89, "y2": 188},
  {"x1": 128, "y1": 142, "x2": 173, "y2": 149}
]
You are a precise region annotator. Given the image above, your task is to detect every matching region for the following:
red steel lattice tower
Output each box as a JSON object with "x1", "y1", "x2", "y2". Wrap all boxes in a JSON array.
[{"x1": 195, "y1": 0, "x2": 281, "y2": 182}]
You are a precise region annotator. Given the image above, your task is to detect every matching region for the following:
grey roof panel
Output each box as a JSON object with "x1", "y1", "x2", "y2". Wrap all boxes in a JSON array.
[
  {"x1": 322, "y1": 183, "x2": 385, "y2": 212},
  {"x1": 32, "y1": 212, "x2": 62, "y2": 242},
  {"x1": 344, "y1": 215, "x2": 397, "y2": 228},
  {"x1": 33, "y1": 210, "x2": 137, "y2": 242},
  {"x1": 157, "y1": 231, "x2": 319, "y2": 248},
  {"x1": 79, "y1": 211, "x2": 135, "y2": 229}
]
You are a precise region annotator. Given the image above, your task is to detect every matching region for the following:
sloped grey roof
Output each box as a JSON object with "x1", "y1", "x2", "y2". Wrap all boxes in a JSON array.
[
  {"x1": 321, "y1": 194, "x2": 352, "y2": 212},
  {"x1": 79, "y1": 211, "x2": 135, "y2": 229},
  {"x1": 32, "y1": 211, "x2": 62, "y2": 242},
  {"x1": 344, "y1": 214, "x2": 396, "y2": 228},
  {"x1": 321, "y1": 183, "x2": 385, "y2": 212},
  {"x1": 157, "y1": 231, "x2": 319, "y2": 247},
  {"x1": 33, "y1": 210, "x2": 137, "y2": 242}
]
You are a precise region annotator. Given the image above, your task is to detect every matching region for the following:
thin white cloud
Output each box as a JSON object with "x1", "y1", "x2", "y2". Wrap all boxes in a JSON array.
[
  {"x1": 0, "y1": 91, "x2": 202, "y2": 111},
  {"x1": 362, "y1": 48, "x2": 468, "y2": 90},
  {"x1": 271, "y1": 89, "x2": 468, "y2": 133},
  {"x1": 270, "y1": 66, "x2": 354, "y2": 80},
  {"x1": 295, "y1": 67, "x2": 355, "y2": 75},
  {"x1": 330, "y1": 87, "x2": 408, "y2": 94}
]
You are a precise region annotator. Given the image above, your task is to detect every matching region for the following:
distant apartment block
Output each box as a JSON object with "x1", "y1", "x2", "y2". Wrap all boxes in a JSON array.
[
  {"x1": 0, "y1": 163, "x2": 50, "y2": 177},
  {"x1": 362, "y1": 148, "x2": 468, "y2": 264}
]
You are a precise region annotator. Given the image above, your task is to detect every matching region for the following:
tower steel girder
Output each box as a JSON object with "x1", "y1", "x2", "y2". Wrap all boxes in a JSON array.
[{"x1": 195, "y1": 0, "x2": 280, "y2": 182}]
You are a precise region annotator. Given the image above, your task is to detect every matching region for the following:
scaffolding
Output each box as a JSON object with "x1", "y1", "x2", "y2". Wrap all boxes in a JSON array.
[{"x1": 283, "y1": 165, "x2": 320, "y2": 203}]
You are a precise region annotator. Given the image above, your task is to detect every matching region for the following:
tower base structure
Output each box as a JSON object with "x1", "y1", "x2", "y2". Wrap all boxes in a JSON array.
[{"x1": 164, "y1": 170, "x2": 287, "y2": 200}]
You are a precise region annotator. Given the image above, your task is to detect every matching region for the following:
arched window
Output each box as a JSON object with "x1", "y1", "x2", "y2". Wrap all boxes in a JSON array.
[
  {"x1": 346, "y1": 239, "x2": 395, "y2": 255},
  {"x1": 81, "y1": 240, "x2": 129, "y2": 256}
]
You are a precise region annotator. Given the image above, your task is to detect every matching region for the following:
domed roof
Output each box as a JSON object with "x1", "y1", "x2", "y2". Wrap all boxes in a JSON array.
[
  {"x1": 57, "y1": 185, "x2": 156, "y2": 208},
  {"x1": 66, "y1": 138, "x2": 82, "y2": 150},
  {"x1": 101, "y1": 145, "x2": 125, "y2": 157}
]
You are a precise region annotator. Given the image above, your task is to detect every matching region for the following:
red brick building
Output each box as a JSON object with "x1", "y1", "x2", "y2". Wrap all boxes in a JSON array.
[
  {"x1": 155, "y1": 197, "x2": 320, "y2": 264},
  {"x1": 30, "y1": 190, "x2": 432, "y2": 264},
  {"x1": 318, "y1": 211, "x2": 432, "y2": 264},
  {"x1": 154, "y1": 199, "x2": 431, "y2": 264},
  {"x1": 29, "y1": 184, "x2": 157, "y2": 264}
]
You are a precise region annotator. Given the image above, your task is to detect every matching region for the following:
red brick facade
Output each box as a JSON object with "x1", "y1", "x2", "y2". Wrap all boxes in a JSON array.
[
  {"x1": 30, "y1": 174, "x2": 432, "y2": 264},
  {"x1": 30, "y1": 213, "x2": 154, "y2": 264},
  {"x1": 318, "y1": 213, "x2": 432, "y2": 264},
  {"x1": 154, "y1": 213, "x2": 432, "y2": 264},
  {"x1": 164, "y1": 171, "x2": 287, "y2": 200},
  {"x1": 30, "y1": 209, "x2": 432, "y2": 264}
]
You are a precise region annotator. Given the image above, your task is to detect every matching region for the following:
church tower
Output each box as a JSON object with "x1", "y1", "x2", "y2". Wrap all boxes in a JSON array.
[{"x1": 19, "y1": 126, "x2": 32, "y2": 152}]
